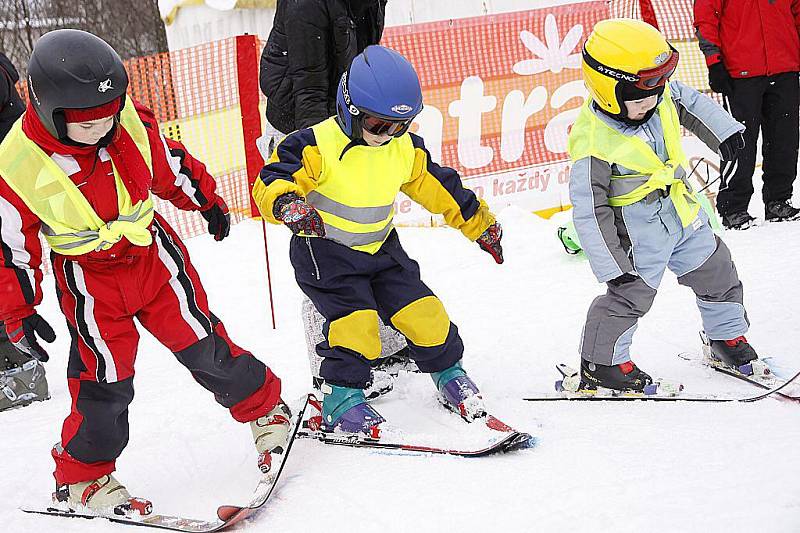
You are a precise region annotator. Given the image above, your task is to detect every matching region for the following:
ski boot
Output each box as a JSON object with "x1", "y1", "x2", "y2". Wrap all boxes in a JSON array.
[
  {"x1": 701, "y1": 332, "x2": 766, "y2": 377},
  {"x1": 765, "y1": 200, "x2": 800, "y2": 222},
  {"x1": 579, "y1": 359, "x2": 654, "y2": 393},
  {"x1": 250, "y1": 400, "x2": 292, "y2": 474},
  {"x1": 432, "y1": 362, "x2": 487, "y2": 422},
  {"x1": 320, "y1": 383, "x2": 384, "y2": 438},
  {"x1": 52, "y1": 474, "x2": 152, "y2": 517},
  {"x1": 0, "y1": 357, "x2": 49, "y2": 412},
  {"x1": 721, "y1": 211, "x2": 757, "y2": 230}
]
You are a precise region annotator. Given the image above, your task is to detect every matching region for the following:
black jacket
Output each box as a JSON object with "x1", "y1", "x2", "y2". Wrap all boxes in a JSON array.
[
  {"x1": 260, "y1": 0, "x2": 386, "y2": 133},
  {"x1": 0, "y1": 53, "x2": 25, "y2": 142}
]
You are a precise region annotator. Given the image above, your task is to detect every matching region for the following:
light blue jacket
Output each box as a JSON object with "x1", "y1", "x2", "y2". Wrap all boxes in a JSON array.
[{"x1": 568, "y1": 81, "x2": 744, "y2": 283}]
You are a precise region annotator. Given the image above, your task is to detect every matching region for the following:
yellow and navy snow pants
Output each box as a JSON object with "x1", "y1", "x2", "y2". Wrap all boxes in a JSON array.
[{"x1": 289, "y1": 230, "x2": 463, "y2": 389}]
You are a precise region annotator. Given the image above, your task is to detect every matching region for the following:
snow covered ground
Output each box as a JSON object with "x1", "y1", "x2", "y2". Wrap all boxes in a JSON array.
[{"x1": 3, "y1": 188, "x2": 800, "y2": 532}]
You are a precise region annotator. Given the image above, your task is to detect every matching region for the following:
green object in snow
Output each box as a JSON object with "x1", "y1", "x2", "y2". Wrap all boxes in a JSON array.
[
  {"x1": 557, "y1": 221, "x2": 582, "y2": 255},
  {"x1": 694, "y1": 192, "x2": 722, "y2": 231}
]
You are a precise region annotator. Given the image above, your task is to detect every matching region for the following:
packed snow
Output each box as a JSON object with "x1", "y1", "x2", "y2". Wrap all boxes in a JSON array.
[{"x1": 2, "y1": 176, "x2": 799, "y2": 532}]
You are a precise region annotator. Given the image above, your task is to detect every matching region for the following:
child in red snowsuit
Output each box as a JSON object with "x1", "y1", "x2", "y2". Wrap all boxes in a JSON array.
[{"x1": 0, "y1": 29, "x2": 290, "y2": 515}]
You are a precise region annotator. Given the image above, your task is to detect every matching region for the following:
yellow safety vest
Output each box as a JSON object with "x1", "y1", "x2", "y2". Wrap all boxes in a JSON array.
[
  {"x1": 568, "y1": 86, "x2": 700, "y2": 227},
  {"x1": 0, "y1": 101, "x2": 155, "y2": 255},
  {"x1": 309, "y1": 118, "x2": 416, "y2": 254}
]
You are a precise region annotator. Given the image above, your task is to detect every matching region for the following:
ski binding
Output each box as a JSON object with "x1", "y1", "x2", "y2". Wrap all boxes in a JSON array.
[{"x1": 554, "y1": 363, "x2": 683, "y2": 398}]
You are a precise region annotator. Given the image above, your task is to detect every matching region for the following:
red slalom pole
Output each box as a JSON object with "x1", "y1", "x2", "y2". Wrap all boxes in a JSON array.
[
  {"x1": 261, "y1": 218, "x2": 277, "y2": 329},
  {"x1": 638, "y1": 0, "x2": 659, "y2": 29},
  {"x1": 236, "y1": 35, "x2": 276, "y2": 329}
]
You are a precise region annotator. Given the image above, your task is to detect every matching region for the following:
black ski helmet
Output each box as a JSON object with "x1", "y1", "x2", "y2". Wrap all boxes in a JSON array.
[{"x1": 27, "y1": 29, "x2": 128, "y2": 139}]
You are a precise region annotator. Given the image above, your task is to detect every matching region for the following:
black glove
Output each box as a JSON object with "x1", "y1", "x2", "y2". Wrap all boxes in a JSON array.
[
  {"x1": 708, "y1": 62, "x2": 733, "y2": 95},
  {"x1": 608, "y1": 272, "x2": 639, "y2": 287},
  {"x1": 4, "y1": 313, "x2": 56, "y2": 362},
  {"x1": 476, "y1": 222, "x2": 504, "y2": 264},
  {"x1": 200, "y1": 197, "x2": 231, "y2": 241},
  {"x1": 273, "y1": 193, "x2": 326, "y2": 237},
  {"x1": 719, "y1": 132, "x2": 745, "y2": 162}
]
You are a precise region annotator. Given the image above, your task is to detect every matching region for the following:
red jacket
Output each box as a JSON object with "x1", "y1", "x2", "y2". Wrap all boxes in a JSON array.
[
  {"x1": 694, "y1": 0, "x2": 800, "y2": 78},
  {"x1": 0, "y1": 100, "x2": 221, "y2": 323}
]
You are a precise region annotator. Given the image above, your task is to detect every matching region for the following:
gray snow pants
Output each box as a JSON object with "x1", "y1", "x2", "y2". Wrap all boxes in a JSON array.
[{"x1": 581, "y1": 197, "x2": 749, "y2": 365}]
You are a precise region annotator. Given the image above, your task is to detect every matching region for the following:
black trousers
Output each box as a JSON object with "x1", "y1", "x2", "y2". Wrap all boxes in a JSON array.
[
  {"x1": 716, "y1": 71, "x2": 799, "y2": 216},
  {"x1": 289, "y1": 231, "x2": 463, "y2": 389}
]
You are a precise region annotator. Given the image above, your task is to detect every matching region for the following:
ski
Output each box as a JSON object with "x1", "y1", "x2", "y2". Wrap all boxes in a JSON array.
[
  {"x1": 19, "y1": 508, "x2": 222, "y2": 532},
  {"x1": 704, "y1": 361, "x2": 800, "y2": 403},
  {"x1": 522, "y1": 363, "x2": 798, "y2": 403},
  {"x1": 296, "y1": 426, "x2": 533, "y2": 457},
  {"x1": 21, "y1": 394, "x2": 312, "y2": 532},
  {"x1": 296, "y1": 393, "x2": 535, "y2": 457},
  {"x1": 678, "y1": 335, "x2": 800, "y2": 404},
  {"x1": 524, "y1": 392, "x2": 742, "y2": 402}
]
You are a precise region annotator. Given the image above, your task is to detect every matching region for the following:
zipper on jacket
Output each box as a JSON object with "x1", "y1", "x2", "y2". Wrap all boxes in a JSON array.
[{"x1": 305, "y1": 237, "x2": 320, "y2": 280}]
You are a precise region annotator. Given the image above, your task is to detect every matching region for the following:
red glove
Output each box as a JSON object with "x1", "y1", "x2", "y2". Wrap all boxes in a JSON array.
[
  {"x1": 476, "y1": 222, "x2": 504, "y2": 264},
  {"x1": 5, "y1": 313, "x2": 56, "y2": 362},
  {"x1": 200, "y1": 196, "x2": 231, "y2": 241},
  {"x1": 273, "y1": 193, "x2": 326, "y2": 237}
]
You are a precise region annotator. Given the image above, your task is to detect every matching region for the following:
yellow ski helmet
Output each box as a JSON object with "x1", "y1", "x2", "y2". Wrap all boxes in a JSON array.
[{"x1": 582, "y1": 18, "x2": 679, "y2": 117}]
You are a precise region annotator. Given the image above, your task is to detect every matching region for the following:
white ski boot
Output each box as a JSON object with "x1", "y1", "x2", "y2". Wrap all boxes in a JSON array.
[
  {"x1": 250, "y1": 401, "x2": 292, "y2": 475},
  {"x1": 52, "y1": 474, "x2": 152, "y2": 516}
]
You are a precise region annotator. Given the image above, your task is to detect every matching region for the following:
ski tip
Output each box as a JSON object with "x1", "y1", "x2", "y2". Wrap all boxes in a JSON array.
[
  {"x1": 217, "y1": 505, "x2": 241, "y2": 522},
  {"x1": 504, "y1": 432, "x2": 538, "y2": 451}
]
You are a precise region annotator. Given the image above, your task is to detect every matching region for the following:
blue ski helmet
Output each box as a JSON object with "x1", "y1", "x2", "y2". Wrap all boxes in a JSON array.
[{"x1": 336, "y1": 45, "x2": 423, "y2": 140}]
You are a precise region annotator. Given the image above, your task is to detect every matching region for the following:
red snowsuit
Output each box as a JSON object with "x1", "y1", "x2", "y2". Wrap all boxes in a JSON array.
[{"x1": 0, "y1": 101, "x2": 281, "y2": 485}]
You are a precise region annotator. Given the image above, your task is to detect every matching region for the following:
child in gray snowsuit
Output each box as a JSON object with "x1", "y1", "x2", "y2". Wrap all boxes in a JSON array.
[{"x1": 568, "y1": 19, "x2": 761, "y2": 392}]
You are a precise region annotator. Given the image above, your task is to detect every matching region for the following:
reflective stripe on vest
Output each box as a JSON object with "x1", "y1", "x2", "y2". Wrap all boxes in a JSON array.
[
  {"x1": 568, "y1": 85, "x2": 700, "y2": 227},
  {"x1": 309, "y1": 118, "x2": 416, "y2": 254},
  {"x1": 306, "y1": 190, "x2": 393, "y2": 224},
  {"x1": 0, "y1": 100, "x2": 155, "y2": 255}
]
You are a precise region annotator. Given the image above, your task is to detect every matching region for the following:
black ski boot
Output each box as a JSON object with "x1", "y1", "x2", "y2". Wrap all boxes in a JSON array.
[
  {"x1": 580, "y1": 359, "x2": 653, "y2": 392},
  {"x1": 721, "y1": 211, "x2": 756, "y2": 230},
  {"x1": 709, "y1": 336, "x2": 758, "y2": 368},
  {"x1": 765, "y1": 200, "x2": 800, "y2": 222}
]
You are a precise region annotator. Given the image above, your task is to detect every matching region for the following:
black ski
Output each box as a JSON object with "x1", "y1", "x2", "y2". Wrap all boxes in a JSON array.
[
  {"x1": 522, "y1": 363, "x2": 799, "y2": 403},
  {"x1": 523, "y1": 393, "x2": 739, "y2": 402},
  {"x1": 693, "y1": 356, "x2": 800, "y2": 404},
  {"x1": 21, "y1": 394, "x2": 312, "y2": 532},
  {"x1": 688, "y1": 333, "x2": 800, "y2": 404},
  {"x1": 707, "y1": 364, "x2": 800, "y2": 402}
]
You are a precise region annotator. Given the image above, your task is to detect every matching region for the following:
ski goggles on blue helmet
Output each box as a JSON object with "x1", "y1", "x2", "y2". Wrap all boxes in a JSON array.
[
  {"x1": 336, "y1": 46, "x2": 424, "y2": 141},
  {"x1": 362, "y1": 113, "x2": 413, "y2": 137}
]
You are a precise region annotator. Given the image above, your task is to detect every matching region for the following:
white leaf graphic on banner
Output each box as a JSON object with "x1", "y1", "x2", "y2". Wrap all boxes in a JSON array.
[{"x1": 513, "y1": 14, "x2": 583, "y2": 75}]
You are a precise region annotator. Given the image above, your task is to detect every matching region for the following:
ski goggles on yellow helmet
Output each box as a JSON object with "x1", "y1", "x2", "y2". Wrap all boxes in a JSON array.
[{"x1": 583, "y1": 43, "x2": 679, "y2": 91}]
